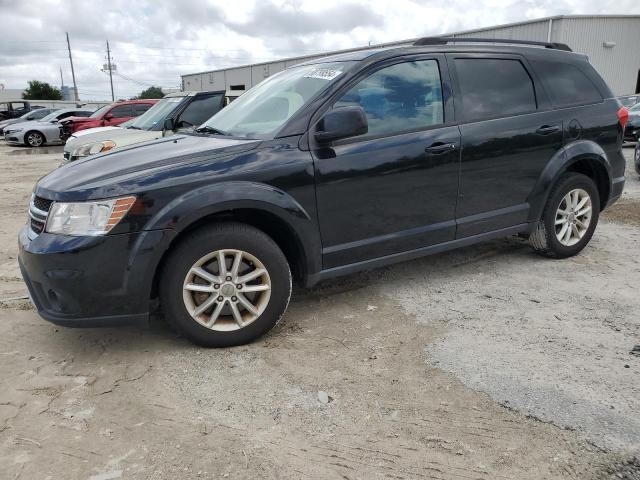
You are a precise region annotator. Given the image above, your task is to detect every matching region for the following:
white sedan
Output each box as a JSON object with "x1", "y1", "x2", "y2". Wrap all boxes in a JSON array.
[{"x1": 4, "y1": 108, "x2": 94, "y2": 147}]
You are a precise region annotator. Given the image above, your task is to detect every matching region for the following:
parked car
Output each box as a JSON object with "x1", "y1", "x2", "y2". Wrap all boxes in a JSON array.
[
  {"x1": 19, "y1": 38, "x2": 627, "y2": 347},
  {"x1": 4, "y1": 108, "x2": 94, "y2": 147},
  {"x1": 0, "y1": 101, "x2": 34, "y2": 120},
  {"x1": 618, "y1": 94, "x2": 640, "y2": 109},
  {"x1": 62, "y1": 91, "x2": 226, "y2": 163},
  {"x1": 59, "y1": 99, "x2": 158, "y2": 142},
  {"x1": 0, "y1": 108, "x2": 58, "y2": 135},
  {"x1": 624, "y1": 102, "x2": 640, "y2": 142}
]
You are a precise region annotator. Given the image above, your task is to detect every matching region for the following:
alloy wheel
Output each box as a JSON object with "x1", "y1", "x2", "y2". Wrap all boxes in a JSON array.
[
  {"x1": 182, "y1": 249, "x2": 271, "y2": 331},
  {"x1": 26, "y1": 132, "x2": 43, "y2": 147},
  {"x1": 554, "y1": 188, "x2": 592, "y2": 246}
]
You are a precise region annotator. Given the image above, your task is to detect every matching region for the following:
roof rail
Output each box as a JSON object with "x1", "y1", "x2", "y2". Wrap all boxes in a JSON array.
[{"x1": 413, "y1": 37, "x2": 572, "y2": 52}]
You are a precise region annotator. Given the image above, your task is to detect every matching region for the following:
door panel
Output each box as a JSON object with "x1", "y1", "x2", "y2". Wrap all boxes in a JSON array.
[
  {"x1": 456, "y1": 112, "x2": 563, "y2": 236},
  {"x1": 314, "y1": 127, "x2": 460, "y2": 268},
  {"x1": 448, "y1": 54, "x2": 563, "y2": 237},
  {"x1": 311, "y1": 56, "x2": 460, "y2": 269}
]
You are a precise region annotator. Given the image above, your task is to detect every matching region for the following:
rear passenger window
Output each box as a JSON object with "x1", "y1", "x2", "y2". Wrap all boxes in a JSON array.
[
  {"x1": 134, "y1": 104, "x2": 152, "y2": 116},
  {"x1": 454, "y1": 58, "x2": 537, "y2": 121},
  {"x1": 530, "y1": 60, "x2": 602, "y2": 107},
  {"x1": 334, "y1": 60, "x2": 444, "y2": 137},
  {"x1": 110, "y1": 105, "x2": 133, "y2": 118}
]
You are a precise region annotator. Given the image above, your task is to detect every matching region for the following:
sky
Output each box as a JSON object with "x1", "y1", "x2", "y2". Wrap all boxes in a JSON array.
[{"x1": 0, "y1": 0, "x2": 639, "y2": 101}]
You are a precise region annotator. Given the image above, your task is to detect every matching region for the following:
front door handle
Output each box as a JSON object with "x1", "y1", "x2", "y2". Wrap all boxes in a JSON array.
[
  {"x1": 425, "y1": 143, "x2": 456, "y2": 154},
  {"x1": 536, "y1": 125, "x2": 560, "y2": 135}
]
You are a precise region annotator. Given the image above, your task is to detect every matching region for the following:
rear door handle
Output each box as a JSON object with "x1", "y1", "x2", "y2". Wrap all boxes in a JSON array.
[
  {"x1": 536, "y1": 125, "x2": 560, "y2": 135},
  {"x1": 425, "y1": 143, "x2": 456, "y2": 154}
]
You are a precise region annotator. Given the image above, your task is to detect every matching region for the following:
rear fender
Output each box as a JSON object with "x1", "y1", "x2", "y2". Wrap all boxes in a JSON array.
[{"x1": 528, "y1": 140, "x2": 611, "y2": 222}]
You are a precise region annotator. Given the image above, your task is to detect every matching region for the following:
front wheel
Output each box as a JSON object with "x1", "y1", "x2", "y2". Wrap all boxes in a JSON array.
[
  {"x1": 160, "y1": 223, "x2": 292, "y2": 347},
  {"x1": 25, "y1": 131, "x2": 45, "y2": 147},
  {"x1": 529, "y1": 172, "x2": 600, "y2": 258}
]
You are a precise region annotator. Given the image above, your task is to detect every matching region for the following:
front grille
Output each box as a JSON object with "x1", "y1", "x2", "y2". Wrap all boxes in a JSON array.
[
  {"x1": 33, "y1": 196, "x2": 52, "y2": 213},
  {"x1": 28, "y1": 195, "x2": 52, "y2": 238}
]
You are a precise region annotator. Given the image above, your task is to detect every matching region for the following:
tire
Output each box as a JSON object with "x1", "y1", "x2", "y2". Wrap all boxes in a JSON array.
[
  {"x1": 160, "y1": 222, "x2": 292, "y2": 347},
  {"x1": 25, "y1": 130, "x2": 45, "y2": 147},
  {"x1": 529, "y1": 172, "x2": 600, "y2": 258}
]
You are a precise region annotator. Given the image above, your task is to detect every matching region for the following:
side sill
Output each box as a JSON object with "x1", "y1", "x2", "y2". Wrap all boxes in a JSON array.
[{"x1": 304, "y1": 223, "x2": 530, "y2": 287}]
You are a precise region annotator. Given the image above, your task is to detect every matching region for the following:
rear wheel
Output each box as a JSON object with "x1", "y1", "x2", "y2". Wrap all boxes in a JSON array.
[
  {"x1": 160, "y1": 223, "x2": 292, "y2": 347},
  {"x1": 25, "y1": 131, "x2": 45, "y2": 147},
  {"x1": 529, "y1": 172, "x2": 600, "y2": 258}
]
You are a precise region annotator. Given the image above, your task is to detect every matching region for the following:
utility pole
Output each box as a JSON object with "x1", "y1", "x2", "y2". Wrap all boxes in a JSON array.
[
  {"x1": 106, "y1": 40, "x2": 115, "y2": 101},
  {"x1": 65, "y1": 32, "x2": 79, "y2": 101}
]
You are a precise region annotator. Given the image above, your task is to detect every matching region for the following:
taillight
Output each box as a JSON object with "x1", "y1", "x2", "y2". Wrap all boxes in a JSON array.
[{"x1": 617, "y1": 106, "x2": 629, "y2": 130}]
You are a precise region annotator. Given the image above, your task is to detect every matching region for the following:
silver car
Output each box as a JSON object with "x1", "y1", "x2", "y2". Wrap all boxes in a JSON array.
[
  {"x1": 0, "y1": 108, "x2": 58, "y2": 135},
  {"x1": 4, "y1": 108, "x2": 94, "y2": 147}
]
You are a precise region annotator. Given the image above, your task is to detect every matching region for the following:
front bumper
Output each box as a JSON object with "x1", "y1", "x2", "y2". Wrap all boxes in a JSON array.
[
  {"x1": 4, "y1": 131, "x2": 25, "y2": 145},
  {"x1": 18, "y1": 225, "x2": 175, "y2": 327}
]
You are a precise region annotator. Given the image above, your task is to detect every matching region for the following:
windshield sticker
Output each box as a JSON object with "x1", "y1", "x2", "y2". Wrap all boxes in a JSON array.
[{"x1": 304, "y1": 68, "x2": 343, "y2": 81}]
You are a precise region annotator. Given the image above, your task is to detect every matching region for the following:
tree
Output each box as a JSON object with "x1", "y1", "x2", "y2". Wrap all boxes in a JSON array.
[
  {"x1": 22, "y1": 80, "x2": 63, "y2": 100},
  {"x1": 135, "y1": 86, "x2": 164, "y2": 99}
]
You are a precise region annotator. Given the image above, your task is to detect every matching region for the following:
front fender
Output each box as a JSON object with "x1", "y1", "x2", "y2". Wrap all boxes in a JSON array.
[
  {"x1": 528, "y1": 140, "x2": 612, "y2": 222},
  {"x1": 143, "y1": 180, "x2": 321, "y2": 279}
]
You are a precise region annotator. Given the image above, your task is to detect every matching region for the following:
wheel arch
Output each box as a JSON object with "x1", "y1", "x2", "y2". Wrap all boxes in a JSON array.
[
  {"x1": 529, "y1": 140, "x2": 612, "y2": 222},
  {"x1": 145, "y1": 181, "x2": 321, "y2": 301}
]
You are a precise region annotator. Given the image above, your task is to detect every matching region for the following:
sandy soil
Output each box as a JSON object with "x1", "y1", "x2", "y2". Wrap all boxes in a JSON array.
[{"x1": 0, "y1": 143, "x2": 638, "y2": 479}]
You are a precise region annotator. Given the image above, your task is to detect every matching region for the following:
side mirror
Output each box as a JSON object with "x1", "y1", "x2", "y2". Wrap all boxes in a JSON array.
[
  {"x1": 314, "y1": 106, "x2": 368, "y2": 143},
  {"x1": 163, "y1": 118, "x2": 175, "y2": 131},
  {"x1": 104, "y1": 114, "x2": 113, "y2": 121}
]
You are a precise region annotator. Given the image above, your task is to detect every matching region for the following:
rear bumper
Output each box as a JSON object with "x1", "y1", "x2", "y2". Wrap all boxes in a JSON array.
[
  {"x1": 606, "y1": 176, "x2": 625, "y2": 209},
  {"x1": 18, "y1": 225, "x2": 175, "y2": 328}
]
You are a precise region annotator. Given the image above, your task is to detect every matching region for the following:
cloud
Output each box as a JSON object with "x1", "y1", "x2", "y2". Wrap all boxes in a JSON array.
[
  {"x1": 0, "y1": 0, "x2": 639, "y2": 100},
  {"x1": 226, "y1": 2, "x2": 384, "y2": 36}
]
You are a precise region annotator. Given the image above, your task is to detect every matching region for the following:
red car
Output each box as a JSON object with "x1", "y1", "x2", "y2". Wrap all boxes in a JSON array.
[{"x1": 60, "y1": 99, "x2": 158, "y2": 139}]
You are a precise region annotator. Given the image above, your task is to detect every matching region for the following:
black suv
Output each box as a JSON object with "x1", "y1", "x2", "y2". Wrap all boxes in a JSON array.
[{"x1": 19, "y1": 38, "x2": 627, "y2": 347}]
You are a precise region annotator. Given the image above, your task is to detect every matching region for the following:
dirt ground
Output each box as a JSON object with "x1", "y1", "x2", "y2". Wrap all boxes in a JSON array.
[{"x1": 0, "y1": 143, "x2": 638, "y2": 480}]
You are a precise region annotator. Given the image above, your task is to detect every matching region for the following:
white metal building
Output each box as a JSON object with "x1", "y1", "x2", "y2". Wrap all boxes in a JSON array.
[{"x1": 182, "y1": 15, "x2": 640, "y2": 97}]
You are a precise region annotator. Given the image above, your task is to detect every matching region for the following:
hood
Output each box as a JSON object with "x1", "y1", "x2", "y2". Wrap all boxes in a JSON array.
[
  {"x1": 71, "y1": 125, "x2": 120, "y2": 139},
  {"x1": 37, "y1": 133, "x2": 261, "y2": 199},
  {"x1": 65, "y1": 127, "x2": 160, "y2": 153},
  {"x1": 0, "y1": 118, "x2": 19, "y2": 128},
  {"x1": 63, "y1": 116, "x2": 94, "y2": 124}
]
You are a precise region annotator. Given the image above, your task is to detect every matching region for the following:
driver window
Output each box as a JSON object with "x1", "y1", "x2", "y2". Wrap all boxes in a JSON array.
[
  {"x1": 178, "y1": 94, "x2": 224, "y2": 127},
  {"x1": 334, "y1": 60, "x2": 444, "y2": 137}
]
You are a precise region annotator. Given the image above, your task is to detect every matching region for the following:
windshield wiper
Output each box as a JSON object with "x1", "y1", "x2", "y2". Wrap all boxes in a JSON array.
[
  {"x1": 195, "y1": 125, "x2": 229, "y2": 136},
  {"x1": 126, "y1": 125, "x2": 141, "y2": 129}
]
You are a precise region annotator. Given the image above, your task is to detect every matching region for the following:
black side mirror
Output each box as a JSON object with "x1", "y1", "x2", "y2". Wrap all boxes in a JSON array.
[
  {"x1": 163, "y1": 118, "x2": 175, "y2": 131},
  {"x1": 314, "y1": 106, "x2": 368, "y2": 143}
]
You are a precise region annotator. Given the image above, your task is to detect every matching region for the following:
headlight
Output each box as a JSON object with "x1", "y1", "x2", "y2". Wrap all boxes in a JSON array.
[
  {"x1": 5, "y1": 128, "x2": 22, "y2": 134},
  {"x1": 71, "y1": 140, "x2": 116, "y2": 158},
  {"x1": 45, "y1": 196, "x2": 136, "y2": 236}
]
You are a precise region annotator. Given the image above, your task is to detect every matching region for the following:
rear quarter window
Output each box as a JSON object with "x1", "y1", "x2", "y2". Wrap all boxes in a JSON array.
[
  {"x1": 454, "y1": 58, "x2": 537, "y2": 122},
  {"x1": 530, "y1": 60, "x2": 603, "y2": 108}
]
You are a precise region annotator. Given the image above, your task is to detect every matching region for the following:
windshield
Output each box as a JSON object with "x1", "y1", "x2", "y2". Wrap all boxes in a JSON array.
[
  {"x1": 201, "y1": 61, "x2": 355, "y2": 138},
  {"x1": 127, "y1": 97, "x2": 183, "y2": 130},
  {"x1": 629, "y1": 102, "x2": 640, "y2": 113},
  {"x1": 41, "y1": 110, "x2": 67, "y2": 122},
  {"x1": 90, "y1": 105, "x2": 111, "y2": 118}
]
